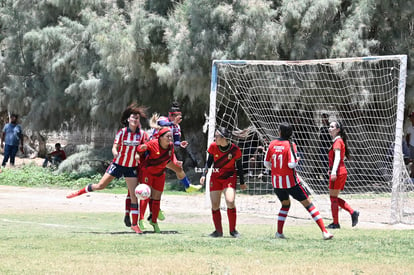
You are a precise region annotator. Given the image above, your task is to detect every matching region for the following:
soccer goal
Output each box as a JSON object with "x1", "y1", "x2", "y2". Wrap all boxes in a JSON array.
[{"x1": 207, "y1": 55, "x2": 413, "y2": 225}]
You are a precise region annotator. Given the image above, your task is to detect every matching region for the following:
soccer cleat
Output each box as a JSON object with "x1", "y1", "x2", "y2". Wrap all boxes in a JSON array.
[
  {"x1": 322, "y1": 231, "x2": 334, "y2": 240},
  {"x1": 158, "y1": 210, "x2": 165, "y2": 221},
  {"x1": 66, "y1": 190, "x2": 82, "y2": 199},
  {"x1": 138, "y1": 219, "x2": 146, "y2": 230},
  {"x1": 131, "y1": 224, "x2": 143, "y2": 234},
  {"x1": 351, "y1": 210, "x2": 360, "y2": 227},
  {"x1": 230, "y1": 230, "x2": 241, "y2": 238},
  {"x1": 327, "y1": 223, "x2": 341, "y2": 229},
  {"x1": 185, "y1": 184, "x2": 203, "y2": 193},
  {"x1": 209, "y1": 231, "x2": 223, "y2": 238},
  {"x1": 124, "y1": 215, "x2": 131, "y2": 227},
  {"x1": 275, "y1": 232, "x2": 286, "y2": 239},
  {"x1": 149, "y1": 221, "x2": 161, "y2": 233}
]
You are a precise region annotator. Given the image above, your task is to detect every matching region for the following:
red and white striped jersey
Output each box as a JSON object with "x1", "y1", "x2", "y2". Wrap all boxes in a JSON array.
[
  {"x1": 265, "y1": 138, "x2": 300, "y2": 189},
  {"x1": 112, "y1": 127, "x2": 146, "y2": 167}
]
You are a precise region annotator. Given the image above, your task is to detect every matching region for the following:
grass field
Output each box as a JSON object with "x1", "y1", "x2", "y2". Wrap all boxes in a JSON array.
[
  {"x1": 1, "y1": 193, "x2": 414, "y2": 275},
  {"x1": 1, "y1": 164, "x2": 414, "y2": 274}
]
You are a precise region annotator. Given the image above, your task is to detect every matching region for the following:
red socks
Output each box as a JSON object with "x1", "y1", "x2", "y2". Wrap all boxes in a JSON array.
[
  {"x1": 125, "y1": 190, "x2": 131, "y2": 217},
  {"x1": 227, "y1": 208, "x2": 237, "y2": 232},
  {"x1": 139, "y1": 198, "x2": 149, "y2": 220},
  {"x1": 151, "y1": 200, "x2": 161, "y2": 223},
  {"x1": 212, "y1": 209, "x2": 223, "y2": 233},
  {"x1": 338, "y1": 197, "x2": 354, "y2": 214},
  {"x1": 330, "y1": 196, "x2": 339, "y2": 224}
]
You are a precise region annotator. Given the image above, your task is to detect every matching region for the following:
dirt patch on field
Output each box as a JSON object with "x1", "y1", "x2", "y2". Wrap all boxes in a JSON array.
[{"x1": 0, "y1": 185, "x2": 412, "y2": 230}]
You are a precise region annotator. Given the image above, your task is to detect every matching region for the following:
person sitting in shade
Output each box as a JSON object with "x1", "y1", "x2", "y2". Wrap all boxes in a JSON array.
[{"x1": 43, "y1": 143, "x2": 66, "y2": 168}]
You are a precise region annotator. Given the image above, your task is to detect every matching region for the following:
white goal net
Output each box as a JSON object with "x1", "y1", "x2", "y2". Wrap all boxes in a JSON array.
[{"x1": 207, "y1": 55, "x2": 413, "y2": 225}]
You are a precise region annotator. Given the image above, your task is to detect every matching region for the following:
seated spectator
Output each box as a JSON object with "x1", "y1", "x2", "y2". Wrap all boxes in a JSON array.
[{"x1": 43, "y1": 143, "x2": 66, "y2": 168}]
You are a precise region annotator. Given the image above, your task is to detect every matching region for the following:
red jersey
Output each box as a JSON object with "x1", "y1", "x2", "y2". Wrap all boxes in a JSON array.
[
  {"x1": 265, "y1": 139, "x2": 300, "y2": 189},
  {"x1": 328, "y1": 137, "x2": 347, "y2": 175},
  {"x1": 50, "y1": 149, "x2": 66, "y2": 160},
  {"x1": 139, "y1": 139, "x2": 176, "y2": 176},
  {"x1": 113, "y1": 127, "x2": 146, "y2": 167},
  {"x1": 207, "y1": 142, "x2": 242, "y2": 180}
]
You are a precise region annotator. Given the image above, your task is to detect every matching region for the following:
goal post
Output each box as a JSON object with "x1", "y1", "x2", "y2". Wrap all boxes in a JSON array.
[{"x1": 207, "y1": 55, "x2": 413, "y2": 225}]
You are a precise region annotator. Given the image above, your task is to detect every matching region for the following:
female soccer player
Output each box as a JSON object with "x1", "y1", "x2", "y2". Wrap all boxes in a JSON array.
[
  {"x1": 66, "y1": 103, "x2": 148, "y2": 234},
  {"x1": 264, "y1": 122, "x2": 333, "y2": 240},
  {"x1": 327, "y1": 121, "x2": 359, "y2": 229},
  {"x1": 200, "y1": 127, "x2": 246, "y2": 238},
  {"x1": 137, "y1": 127, "x2": 192, "y2": 233}
]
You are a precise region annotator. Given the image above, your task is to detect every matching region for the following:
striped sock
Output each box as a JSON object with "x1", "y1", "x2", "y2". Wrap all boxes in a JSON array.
[
  {"x1": 306, "y1": 203, "x2": 328, "y2": 233},
  {"x1": 277, "y1": 205, "x2": 290, "y2": 234},
  {"x1": 130, "y1": 204, "x2": 139, "y2": 226}
]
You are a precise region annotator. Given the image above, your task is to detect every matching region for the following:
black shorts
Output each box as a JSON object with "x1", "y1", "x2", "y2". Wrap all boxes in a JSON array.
[
  {"x1": 106, "y1": 162, "x2": 137, "y2": 179},
  {"x1": 274, "y1": 183, "x2": 309, "y2": 202}
]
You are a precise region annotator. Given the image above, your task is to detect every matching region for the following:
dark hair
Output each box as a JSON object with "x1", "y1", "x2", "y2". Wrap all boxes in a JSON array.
[
  {"x1": 169, "y1": 102, "x2": 181, "y2": 113},
  {"x1": 334, "y1": 121, "x2": 351, "y2": 159},
  {"x1": 216, "y1": 127, "x2": 232, "y2": 139},
  {"x1": 120, "y1": 102, "x2": 148, "y2": 126},
  {"x1": 55, "y1": 143, "x2": 61, "y2": 148},
  {"x1": 279, "y1": 122, "x2": 293, "y2": 139}
]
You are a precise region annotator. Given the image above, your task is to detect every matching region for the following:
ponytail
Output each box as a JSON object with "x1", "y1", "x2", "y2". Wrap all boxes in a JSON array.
[{"x1": 336, "y1": 121, "x2": 351, "y2": 159}]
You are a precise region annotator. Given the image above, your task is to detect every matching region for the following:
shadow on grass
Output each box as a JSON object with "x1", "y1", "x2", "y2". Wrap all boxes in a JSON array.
[{"x1": 77, "y1": 230, "x2": 180, "y2": 235}]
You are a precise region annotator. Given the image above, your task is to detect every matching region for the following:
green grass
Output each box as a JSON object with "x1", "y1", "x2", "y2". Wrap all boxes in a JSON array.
[
  {"x1": 1, "y1": 212, "x2": 414, "y2": 275},
  {"x1": 1, "y1": 166, "x2": 414, "y2": 274}
]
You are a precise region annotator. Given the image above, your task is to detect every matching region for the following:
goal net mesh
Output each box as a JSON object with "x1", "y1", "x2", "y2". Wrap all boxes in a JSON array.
[{"x1": 208, "y1": 56, "x2": 413, "y2": 225}]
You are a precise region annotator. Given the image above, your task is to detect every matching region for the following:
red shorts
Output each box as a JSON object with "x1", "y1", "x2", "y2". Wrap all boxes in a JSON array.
[
  {"x1": 329, "y1": 173, "x2": 347, "y2": 190},
  {"x1": 139, "y1": 169, "x2": 166, "y2": 192},
  {"x1": 210, "y1": 175, "x2": 237, "y2": 191}
]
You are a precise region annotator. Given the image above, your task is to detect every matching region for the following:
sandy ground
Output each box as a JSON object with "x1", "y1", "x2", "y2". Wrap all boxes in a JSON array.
[{"x1": 1, "y1": 155, "x2": 413, "y2": 230}]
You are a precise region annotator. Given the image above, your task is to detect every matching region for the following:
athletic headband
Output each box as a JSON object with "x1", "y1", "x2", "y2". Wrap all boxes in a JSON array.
[
  {"x1": 157, "y1": 127, "x2": 171, "y2": 138},
  {"x1": 168, "y1": 111, "x2": 182, "y2": 115}
]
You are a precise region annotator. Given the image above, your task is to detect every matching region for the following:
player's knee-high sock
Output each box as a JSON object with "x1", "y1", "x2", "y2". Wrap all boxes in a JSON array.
[
  {"x1": 125, "y1": 190, "x2": 131, "y2": 217},
  {"x1": 66, "y1": 184, "x2": 93, "y2": 198},
  {"x1": 337, "y1": 197, "x2": 354, "y2": 214},
  {"x1": 151, "y1": 200, "x2": 161, "y2": 223},
  {"x1": 277, "y1": 205, "x2": 290, "y2": 234},
  {"x1": 148, "y1": 199, "x2": 153, "y2": 217},
  {"x1": 227, "y1": 208, "x2": 237, "y2": 232},
  {"x1": 212, "y1": 209, "x2": 223, "y2": 233},
  {"x1": 330, "y1": 196, "x2": 339, "y2": 224},
  {"x1": 130, "y1": 203, "x2": 139, "y2": 226},
  {"x1": 306, "y1": 203, "x2": 328, "y2": 233},
  {"x1": 139, "y1": 198, "x2": 149, "y2": 220}
]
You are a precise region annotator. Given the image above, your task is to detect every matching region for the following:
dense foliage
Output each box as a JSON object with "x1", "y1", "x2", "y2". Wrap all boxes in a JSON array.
[{"x1": 0, "y1": 0, "x2": 413, "y2": 172}]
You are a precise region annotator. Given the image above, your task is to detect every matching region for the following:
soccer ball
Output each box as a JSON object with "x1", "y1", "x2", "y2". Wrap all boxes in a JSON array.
[{"x1": 135, "y1": 184, "x2": 151, "y2": 200}]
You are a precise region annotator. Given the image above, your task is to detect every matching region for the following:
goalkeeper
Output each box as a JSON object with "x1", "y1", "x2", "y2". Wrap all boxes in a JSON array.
[{"x1": 264, "y1": 122, "x2": 333, "y2": 240}]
